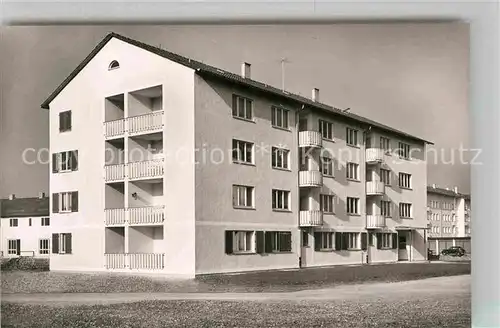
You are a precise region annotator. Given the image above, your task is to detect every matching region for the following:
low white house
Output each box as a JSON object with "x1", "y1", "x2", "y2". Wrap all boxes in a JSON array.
[{"x1": 0, "y1": 194, "x2": 51, "y2": 258}]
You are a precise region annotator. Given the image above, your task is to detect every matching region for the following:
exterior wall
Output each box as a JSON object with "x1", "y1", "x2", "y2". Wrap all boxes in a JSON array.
[
  {"x1": 0, "y1": 216, "x2": 52, "y2": 257},
  {"x1": 428, "y1": 191, "x2": 461, "y2": 238},
  {"x1": 48, "y1": 38, "x2": 196, "y2": 275},
  {"x1": 193, "y1": 76, "x2": 300, "y2": 274}
]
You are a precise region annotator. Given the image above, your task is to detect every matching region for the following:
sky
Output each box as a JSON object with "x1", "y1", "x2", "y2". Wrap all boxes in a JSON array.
[{"x1": 0, "y1": 24, "x2": 470, "y2": 198}]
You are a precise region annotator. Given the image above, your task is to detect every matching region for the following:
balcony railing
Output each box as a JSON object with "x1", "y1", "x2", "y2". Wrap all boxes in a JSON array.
[
  {"x1": 129, "y1": 159, "x2": 164, "y2": 180},
  {"x1": 104, "y1": 119, "x2": 125, "y2": 138},
  {"x1": 298, "y1": 131, "x2": 322, "y2": 148},
  {"x1": 104, "y1": 253, "x2": 165, "y2": 270},
  {"x1": 105, "y1": 164, "x2": 126, "y2": 182},
  {"x1": 128, "y1": 111, "x2": 164, "y2": 135},
  {"x1": 366, "y1": 148, "x2": 384, "y2": 164},
  {"x1": 366, "y1": 181, "x2": 385, "y2": 196},
  {"x1": 299, "y1": 170, "x2": 323, "y2": 187},
  {"x1": 299, "y1": 210, "x2": 323, "y2": 227},
  {"x1": 366, "y1": 215, "x2": 386, "y2": 229},
  {"x1": 105, "y1": 208, "x2": 126, "y2": 225},
  {"x1": 129, "y1": 206, "x2": 165, "y2": 225}
]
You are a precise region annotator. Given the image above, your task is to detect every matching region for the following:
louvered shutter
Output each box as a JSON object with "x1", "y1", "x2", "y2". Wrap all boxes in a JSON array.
[
  {"x1": 376, "y1": 233, "x2": 382, "y2": 249},
  {"x1": 71, "y1": 192, "x2": 78, "y2": 212},
  {"x1": 265, "y1": 232, "x2": 273, "y2": 253},
  {"x1": 361, "y1": 233, "x2": 368, "y2": 250},
  {"x1": 52, "y1": 153, "x2": 58, "y2": 173},
  {"x1": 65, "y1": 234, "x2": 72, "y2": 254},
  {"x1": 71, "y1": 150, "x2": 78, "y2": 171},
  {"x1": 256, "y1": 231, "x2": 265, "y2": 254},
  {"x1": 52, "y1": 193, "x2": 59, "y2": 213},
  {"x1": 335, "y1": 232, "x2": 342, "y2": 251},
  {"x1": 392, "y1": 233, "x2": 399, "y2": 249},
  {"x1": 225, "y1": 231, "x2": 233, "y2": 254},
  {"x1": 52, "y1": 233, "x2": 59, "y2": 254},
  {"x1": 314, "y1": 232, "x2": 321, "y2": 251}
]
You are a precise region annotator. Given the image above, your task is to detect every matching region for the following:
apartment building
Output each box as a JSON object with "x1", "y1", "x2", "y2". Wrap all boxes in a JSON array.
[
  {"x1": 427, "y1": 184, "x2": 471, "y2": 253},
  {"x1": 40, "y1": 32, "x2": 432, "y2": 277},
  {"x1": 0, "y1": 194, "x2": 51, "y2": 257}
]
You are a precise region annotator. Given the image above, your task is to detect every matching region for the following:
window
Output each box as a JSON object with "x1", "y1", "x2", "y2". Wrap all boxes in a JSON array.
[
  {"x1": 8, "y1": 240, "x2": 20, "y2": 255},
  {"x1": 232, "y1": 185, "x2": 254, "y2": 208},
  {"x1": 52, "y1": 150, "x2": 78, "y2": 173},
  {"x1": 9, "y1": 219, "x2": 18, "y2": 227},
  {"x1": 271, "y1": 147, "x2": 290, "y2": 169},
  {"x1": 41, "y1": 217, "x2": 50, "y2": 226},
  {"x1": 232, "y1": 95, "x2": 253, "y2": 120},
  {"x1": 398, "y1": 142, "x2": 411, "y2": 159},
  {"x1": 53, "y1": 191, "x2": 79, "y2": 213},
  {"x1": 399, "y1": 173, "x2": 412, "y2": 189},
  {"x1": 302, "y1": 230, "x2": 309, "y2": 247},
  {"x1": 347, "y1": 197, "x2": 360, "y2": 215},
  {"x1": 319, "y1": 120, "x2": 333, "y2": 140},
  {"x1": 381, "y1": 200, "x2": 392, "y2": 217},
  {"x1": 108, "y1": 60, "x2": 120, "y2": 70},
  {"x1": 28, "y1": 218, "x2": 32, "y2": 226},
  {"x1": 234, "y1": 231, "x2": 255, "y2": 253},
  {"x1": 318, "y1": 232, "x2": 334, "y2": 250},
  {"x1": 267, "y1": 231, "x2": 292, "y2": 252},
  {"x1": 52, "y1": 233, "x2": 72, "y2": 254},
  {"x1": 369, "y1": 233, "x2": 375, "y2": 246},
  {"x1": 321, "y1": 156, "x2": 334, "y2": 176},
  {"x1": 345, "y1": 233, "x2": 359, "y2": 249},
  {"x1": 232, "y1": 139, "x2": 254, "y2": 164},
  {"x1": 320, "y1": 194, "x2": 335, "y2": 213},
  {"x1": 380, "y1": 169, "x2": 391, "y2": 185},
  {"x1": 346, "y1": 128, "x2": 358, "y2": 146},
  {"x1": 381, "y1": 233, "x2": 392, "y2": 248},
  {"x1": 271, "y1": 106, "x2": 289, "y2": 129},
  {"x1": 346, "y1": 162, "x2": 359, "y2": 180},
  {"x1": 272, "y1": 189, "x2": 290, "y2": 210},
  {"x1": 59, "y1": 110, "x2": 72, "y2": 132},
  {"x1": 380, "y1": 137, "x2": 391, "y2": 153},
  {"x1": 399, "y1": 203, "x2": 412, "y2": 218},
  {"x1": 39, "y1": 239, "x2": 50, "y2": 255}
]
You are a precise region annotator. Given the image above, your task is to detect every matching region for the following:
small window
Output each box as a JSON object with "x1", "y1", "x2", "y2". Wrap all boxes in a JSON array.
[
  {"x1": 302, "y1": 230, "x2": 309, "y2": 247},
  {"x1": 380, "y1": 169, "x2": 391, "y2": 185},
  {"x1": 232, "y1": 95, "x2": 253, "y2": 120},
  {"x1": 318, "y1": 232, "x2": 334, "y2": 250},
  {"x1": 234, "y1": 231, "x2": 255, "y2": 253},
  {"x1": 346, "y1": 162, "x2": 359, "y2": 180},
  {"x1": 319, "y1": 120, "x2": 334, "y2": 140},
  {"x1": 28, "y1": 218, "x2": 32, "y2": 226},
  {"x1": 346, "y1": 128, "x2": 358, "y2": 146},
  {"x1": 321, "y1": 157, "x2": 334, "y2": 176},
  {"x1": 39, "y1": 239, "x2": 50, "y2": 255},
  {"x1": 320, "y1": 194, "x2": 335, "y2": 214},
  {"x1": 52, "y1": 233, "x2": 72, "y2": 254},
  {"x1": 59, "y1": 111, "x2": 72, "y2": 132},
  {"x1": 8, "y1": 240, "x2": 20, "y2": 255},
  {"x1": 369, "y1": 233, "x2": 375, "y2": 246},
  {"x1": 399, "y1": 173, "x2": 412, "y2": 189},
  {"x1": 381, "y1": 200, "x2": 392, "y2": 217},
  {"x1": 271, "y1": 147, "x2": 290, "y2": 170},
  {"x1": 272, "y1": 106, "x2": 289, "y2": 129},
  {"x1": 347, "y1": 197, "x2": 360, "y2": 215},
  {"x1": 345, "y1": 233, "x2": 359, "y2": 249},
  {"x1": 380, "y1": 137, "x2": 391, "y2": 153},
  {"x1": 232, "y1": 139, "x2": 254, "y2": 164},
  {"x1": 108, "y1": 60, "x2": 120, "y2": 70},
  {"x1": 41, "y1": 217, "x2": 50, "y2": 226},
  {"x1": 399, "y1": 203, "x2": 412, "y2": 218},
  {"x1": 9, "y1": 219, "x2": 18, "y2": 227},
  {"x1": 381, "y1": 233, "x2": 392, "y2": 248},
  {"x1": 398, "y1": 142, "x2": 411, "y2": 159},
  {"x1": 272, "y1": 189, "x2": 290, "y2": 211},
  {"x1": 232, "y1": 185, "x2": 254, "y2": 208}
]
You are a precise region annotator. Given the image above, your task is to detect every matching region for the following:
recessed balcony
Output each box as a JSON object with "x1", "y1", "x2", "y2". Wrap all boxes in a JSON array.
[
  {"x1": 299, "y1": 210, "x2": 323, "y2": 227},
  {"x1": 366, "y1": 148, "x2": 384, "y2": 164},
  {"x1": 129, "y1": 159, "x2": 164, "y2": 181},
  {"x1": 366, "y1": 215, "x2": 386, "y2": 229},
  {"x1": 105, "y1": 208, "x2": 126, "y2": 225},
  {"x1": 105, "y1": 164, "x2": 126, "y2": 182},
  {"x1": 129, "y1": 206, "x2": 165, "y2": 225},
  {"x1": 299, "y1": 170, "x2": 323, "y2": 187},
  {"x1": 128, "y1": 111, "x2": 164, "y2": 136},
  {"x1": 366, "y1": 181, "x2": 385, "y2": 196},
  {"x1": 104, "y1": 119, "x2": 125, "y2": 139},
  {"x1": 104, "y1": 253, "x2": 165, "y2": 270},
  {"x1": 298, "y1": 131, "x2": 322, "y2": 148}
]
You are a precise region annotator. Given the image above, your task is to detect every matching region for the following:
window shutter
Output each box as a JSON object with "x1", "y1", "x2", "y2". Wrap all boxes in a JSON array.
[
  {"x1": 65, "y1": 234, "x2": 72, "y2": 254},
  {"x1": 392, "y1": 233, "x2": 398, "y2": 249},
  {"x1": 225, "y1": 231, "x2": 233, "y2": 254},
  {"x1": 314, "y1": 232, "x2": 321, "y2": 251},
  {"x1": 335, "y1": 232, "x2": 342, "y2": 251},
  {"x1": 231, "y1": 95, "x2": 238, "y2": 116},
  {"x1": 361, "y1": 232, "x2": 367, "y2": 250},
  {"x1": 59, "y1": 113, "x2": 64, "y2": 131},
  {"x1": 67, "y1": 111, "x2": 72, "y2": 130},
  {"x1": 282, "y1": 232, "x2": 292, "y2": 252},
  {"x1": 71, "y1": 150, "x2": 78, "y2": 171},
  {"x1": 71, "y1": 192, "x2": 79, "y2": 212},
  {"x1": 376, "y1": 233, "x2": 382, "y2": 249},
  {"x1": 265, "y1": 232, "x2": 273, "y2": 253},
  {"x1": 16, "y1": 239, "x2": 21, "y2": 255},
  {"x1": 52, "y1": 153, "x2": 58, "y2": 173},
  {"x1": 256, "y1": 231, "x2": 265, "y2": 254},
  {"x1": 342, "y1": 233, "x2": 349, "y2": 250},
  {"x1": 52, "y1": 193, "x2": 59, "y2": 213},
  {"x1": 52, "y1": 233, "x2": 59, "y2": 254}
]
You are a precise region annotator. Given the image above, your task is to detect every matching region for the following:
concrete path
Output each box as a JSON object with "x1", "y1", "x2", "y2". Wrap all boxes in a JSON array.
[{"x1": 1, "y1": 275, "x2": 470, "y2": 306}]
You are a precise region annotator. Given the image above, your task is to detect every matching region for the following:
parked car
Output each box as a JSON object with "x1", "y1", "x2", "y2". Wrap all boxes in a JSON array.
[{"x1": 441, "y1": 246, "x2": 466, "y2": 257}]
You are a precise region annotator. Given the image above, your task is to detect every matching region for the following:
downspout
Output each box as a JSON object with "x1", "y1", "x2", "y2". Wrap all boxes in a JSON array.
[{"x1": 297, "y1": 104, "x2": 305, "y2": 268}]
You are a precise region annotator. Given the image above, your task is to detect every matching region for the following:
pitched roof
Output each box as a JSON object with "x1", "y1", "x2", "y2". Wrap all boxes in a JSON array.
[
  {"x1": 41, "y1": 32, "x2": 433, "y2": 145},
  {"x1": 0, "y1": 197, "x2": 50, "y2": 218},
  {"x1": 427, "y1": 185, "x2": 470, "y2": 198}
]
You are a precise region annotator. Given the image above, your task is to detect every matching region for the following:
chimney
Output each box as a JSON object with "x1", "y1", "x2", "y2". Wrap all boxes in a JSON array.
[
  {"x1": 8, "y1": 194, "x2": 15, "y2": 200},
  {"x1": 454, "y1": 186, "x2": 458, "y2": 193},
  {"x1": 241, "y1": 62, "x2": 251, "y2": 79},
  {"x1": 432, "y1": 184, "x2": 436, "y2": 188},
  {"x1": 312, "y1": 88, "x2": 319, "y2": 102},
  {"x1": 39, "y1": 192, "x2": 46, "y2": 199}
]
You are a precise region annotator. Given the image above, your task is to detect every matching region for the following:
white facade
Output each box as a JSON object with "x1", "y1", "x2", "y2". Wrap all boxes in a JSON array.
[{"x1": 43, "y1": 33, "x2": 431, "y2": 277}]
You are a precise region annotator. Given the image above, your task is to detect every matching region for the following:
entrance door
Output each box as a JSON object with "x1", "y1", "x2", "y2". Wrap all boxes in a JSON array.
[{"x1": 398, "y1": 232, "x2": 409, "y2": 261}]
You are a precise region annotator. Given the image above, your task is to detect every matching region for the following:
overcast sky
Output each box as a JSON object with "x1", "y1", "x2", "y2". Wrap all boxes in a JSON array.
[{"x1": 0, "y1": 24, "x2": 470, "y2": 198}]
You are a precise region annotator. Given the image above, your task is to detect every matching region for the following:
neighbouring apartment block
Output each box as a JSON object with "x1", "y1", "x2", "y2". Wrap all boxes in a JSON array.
[
  {"x1": 40, "y1": 33, "x2": 432, "y2": 277},
  {"x1": 0, "y1": 193, "x2": 51, "y2": 257},
  {"x1": 427, "y1": 185, "x2": 471, "y2": 254}
]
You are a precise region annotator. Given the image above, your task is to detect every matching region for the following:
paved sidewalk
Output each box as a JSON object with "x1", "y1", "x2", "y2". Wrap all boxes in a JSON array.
[{"x1": 1, "y1": 275, "x2": 470, "y2": 306}]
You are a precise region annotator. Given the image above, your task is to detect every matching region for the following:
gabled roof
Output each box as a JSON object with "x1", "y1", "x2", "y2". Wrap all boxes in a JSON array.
[
  {"x1": 0, "y1": 197, "x2": 50, "y2": 218},
  {"x1": 41, "y1": 32, "x2": 433, "y2": 145},
  {"x1": 427, "y1": 185, "x2": 470, "y2": 198}
]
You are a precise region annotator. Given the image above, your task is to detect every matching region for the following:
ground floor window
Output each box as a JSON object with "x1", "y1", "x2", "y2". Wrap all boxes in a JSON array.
[
  {"x1": 52, "y1": 233, "x2": 72, "y2": 254},
  {"x1": 7, "y1": 239, "x2": 20, "y2": 255},
  {"x1": 266, "y1": 231, "x2": 292, "y2": 252},
  {"x1": 377, "y1": 233, "x2": 398, "y2": 250},
  {"x1": 344, "y1": 233, "x2": 359, "y2": 249},
  {"x1": 39, "y1": 239, "x2": 50, "y2": 255},
  {"x1": 236, "y1": 231, "x2": 254, "y2": 253},
  {"x1": 225, "y1": 230, "x2": 292, "y2": 254},
  {"x1": 315, "y1": 232, "x2": 334, "y2": 250},
  {"x1": 302, "y1": 230, "x2": 309, "y2": 247}
]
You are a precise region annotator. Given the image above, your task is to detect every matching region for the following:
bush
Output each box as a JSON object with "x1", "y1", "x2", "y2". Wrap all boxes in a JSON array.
[{"x1": 1, "y1": 257, "x2": 49, "y2": 272}]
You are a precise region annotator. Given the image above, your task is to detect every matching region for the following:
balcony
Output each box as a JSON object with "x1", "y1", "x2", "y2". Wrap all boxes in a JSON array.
[
  {"x1": 104, "y1": 119, "x2": 125, "y2": 139},
  {"x1": 104, "y1": 253, "x2": 165, "y2": 270},
  {"x1": 299, "y1": 211, "x2": 323, "y2": 227},
  {"x1": 129, "y1": 206, "x2": 165, "y2": 225},
  {"x1": 366, "y1": 181, "x2": 385, "y2": 196},
  {"x1": 105, "y1": 208, "x2": 126, "y2": 225},
  {"x1": 128, "y1": 111, "x2": 164, "y2": 135},
  {"x1": 366, "y1": 148, "x2": 384, "y2": 164},
  {"x1": 366, "y1": 215, "x2": 386, "y2": 229},
  {"x1": 299, "y1": 170, "x2": 323, "y2": 187},
  {"x1": 105, "y1": 164, "x2": 126, "y2": 182},
  {"x1": 129, "y1": 159, "x2": 164, "y2": 180},
  {"x1": 298, "y1": 131, "x2": 322, "y2": 148}
]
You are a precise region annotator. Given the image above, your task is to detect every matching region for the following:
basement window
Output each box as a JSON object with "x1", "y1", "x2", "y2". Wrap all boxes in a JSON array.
[{"x1": 108, "y1": 60, "x2": 120, "y2": 70}]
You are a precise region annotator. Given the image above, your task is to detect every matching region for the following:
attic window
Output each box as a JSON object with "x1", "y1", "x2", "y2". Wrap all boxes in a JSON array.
[{"x1": 108, "y1": 60, "x2": 120, "y2": 70}]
